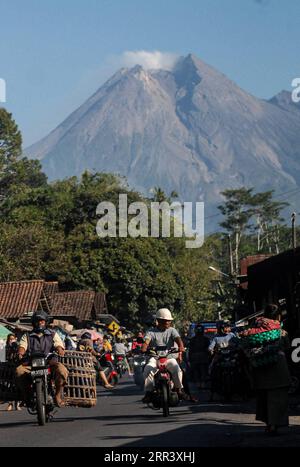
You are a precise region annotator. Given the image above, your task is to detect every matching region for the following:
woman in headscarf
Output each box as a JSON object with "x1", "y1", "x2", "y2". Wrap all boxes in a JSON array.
[{"x1": 250, "y1": 304, "x2": 290, "y2": 435}]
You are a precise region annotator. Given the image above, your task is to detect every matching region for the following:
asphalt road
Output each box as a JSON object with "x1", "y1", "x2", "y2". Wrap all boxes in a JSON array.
[{"x1": 1, "y1": 377, "x2": 300, "y2": 447}]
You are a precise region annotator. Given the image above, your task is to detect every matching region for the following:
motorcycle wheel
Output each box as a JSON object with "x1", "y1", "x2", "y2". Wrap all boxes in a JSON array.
[
  {"x1": 36, "y1": 379, "x2": 46, "y2": 426},
  {"x1": 161, "y1": 382, "x2": 170, "y2": 418}
]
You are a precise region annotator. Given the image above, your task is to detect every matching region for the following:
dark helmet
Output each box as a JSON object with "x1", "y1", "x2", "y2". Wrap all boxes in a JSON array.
[
  {"x1": 222, "y1": 320, "x2": 231, "y2": 330},
  {"x1": 31, "y1": 311, "x2": 49, "y2": 327},
  {"x1": 81, "y1": 332, "x2": 92, "y2": 340},
  {"x1": 195, "y1": 324, "x2": 204, "y2": 333}
]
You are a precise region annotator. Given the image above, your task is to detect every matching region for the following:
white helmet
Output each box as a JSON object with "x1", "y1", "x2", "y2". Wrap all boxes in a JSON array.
[{"x1": 156, "y1": 308, "x2": 174, "y2": 321}]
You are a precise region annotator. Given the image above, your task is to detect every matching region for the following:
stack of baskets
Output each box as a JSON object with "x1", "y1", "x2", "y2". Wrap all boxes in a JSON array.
[
  {"x1": 0, "y1": 351, "x2": 97, "y2": 408},
  {"x1": 59, "y1": 351, "x2": 97, "y2": 408},
  {"x1": 239, "y1": 318, "x2": 282, "y2": 368}
]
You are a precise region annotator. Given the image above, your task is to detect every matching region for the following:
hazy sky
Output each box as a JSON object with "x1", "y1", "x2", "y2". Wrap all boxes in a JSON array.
[{"x1": 0, "y1": 0, "x2": 299, "y2": 146}]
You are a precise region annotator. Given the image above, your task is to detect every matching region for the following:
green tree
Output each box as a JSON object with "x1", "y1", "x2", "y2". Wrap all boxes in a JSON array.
[
  {"x1": 250, "y1": 191, "x2": 288, "y2": 254},
  {"x1": 0, "y1": 108, "x2": 22, "y2": 170},
  {"x1": 151, "y1": 187, "x2": 179, "y2": 203},
  {"x1": 218, "y1": 188, "x2": 254, "y2": 274}
]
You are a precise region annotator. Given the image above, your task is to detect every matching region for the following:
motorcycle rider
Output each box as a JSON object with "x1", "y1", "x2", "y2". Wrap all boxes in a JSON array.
[
  {"x1": 141, "y1": 308, "x2": 187, "y2": 402},
  {"x1": 16, "y1": 311, "x2": 69, "y2": 407},
  {"x1": 132, "y1": 332, "x2": 144, "y2": 353},
  {"x1": 189, "y1": 324, "x2": 210, "y2": 389},
  {"x1": 103, "y1": 335, "x2": 113, "y2": 353},
  {"x1": 77, "y1": 332, "x2": 114, "y2": 389},
  {"x1": 113, "y1": 337, "x2": 132, "y2": 375},
  {"x1": 208, "y1": 320, "x2": 239, "y2": 400},
  {"x1": 208, "y1": 320, "x2": 236, "y2": 355}
]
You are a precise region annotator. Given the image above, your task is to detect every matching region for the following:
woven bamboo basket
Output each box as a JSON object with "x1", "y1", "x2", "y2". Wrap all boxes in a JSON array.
[
  {"x1": 0, "y1": 362, "x2": 21, "y2": 402},
  {"x1": 59, "y1": 351, "x2": 97, "y2": 408}
]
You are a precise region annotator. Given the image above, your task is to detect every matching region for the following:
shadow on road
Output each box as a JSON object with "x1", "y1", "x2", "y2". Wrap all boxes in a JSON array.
[{"x1": 101, "y1": 421, "x2": 300, "y2": 448}]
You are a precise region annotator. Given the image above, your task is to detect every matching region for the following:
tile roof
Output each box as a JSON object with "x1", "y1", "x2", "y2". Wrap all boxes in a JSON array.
[
  {"x1": 51, "y1": 291, "x2": 96, "y2": 321},
  {"x1": 0, "y1": 280, "x2": 45, "y2": 319},
  {"x1": 41, "y1": 282, "x2": 59, "y2": 311},
  {"x1": 94, "y1": 292, "x2": 108, "y2": 315}
]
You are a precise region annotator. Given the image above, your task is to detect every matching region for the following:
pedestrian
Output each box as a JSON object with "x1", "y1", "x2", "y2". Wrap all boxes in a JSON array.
[
  {"x1": 188, "y1": 325, "x2": 210, "y2": 390},
  {"x1": 5, "y1": 334, "x2": 21, "y2": 412},
  {"x1": 246, "y1": 304, "x2": 290, "y2": 435}
]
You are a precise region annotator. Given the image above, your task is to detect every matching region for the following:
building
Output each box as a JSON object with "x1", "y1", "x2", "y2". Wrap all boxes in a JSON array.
[
  {"x1": 247, "y1": 247, "x2": 300, "y2": 337},
  {"x1": 51, "y1": 290, "x2": 108, "y2": 325},
  {"x1": 0, "y1": 280, "x2": 108, "y2": 327}
]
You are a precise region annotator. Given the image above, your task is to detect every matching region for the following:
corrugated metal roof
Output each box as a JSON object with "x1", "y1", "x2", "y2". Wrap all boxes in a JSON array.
[{"x1": 0, "y1": 280, "x2": 44, "y2": 319}]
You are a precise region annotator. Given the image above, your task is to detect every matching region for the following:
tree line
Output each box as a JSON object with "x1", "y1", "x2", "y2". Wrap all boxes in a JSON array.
[{"x1": 0, "y1": 108, "x2": 298, "y2": 328}]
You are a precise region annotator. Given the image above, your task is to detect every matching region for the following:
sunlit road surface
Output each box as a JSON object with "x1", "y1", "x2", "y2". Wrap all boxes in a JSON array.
[{"x1": 1, "y1": 377, "x2": 300, "y2": 447}]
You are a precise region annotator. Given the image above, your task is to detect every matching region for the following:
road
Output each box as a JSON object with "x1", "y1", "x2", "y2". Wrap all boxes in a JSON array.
[{"x1": 1, "y1": 377, "x2": 300, "y2": 447}]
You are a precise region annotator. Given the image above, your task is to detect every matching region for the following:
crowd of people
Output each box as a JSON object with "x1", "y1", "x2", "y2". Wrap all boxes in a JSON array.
[
  {"x1": 1, "y1": 311, "x2": 146, "y2": 410},
  {"x1": 187, "y1": 305, "x2": 292, "y2": 436},
  {"x1": 138, "y1": 304, "x2": 293, "y2": 436},
  {"x1": 1, "y1": 303, "x2": 294, "y2": 436}
]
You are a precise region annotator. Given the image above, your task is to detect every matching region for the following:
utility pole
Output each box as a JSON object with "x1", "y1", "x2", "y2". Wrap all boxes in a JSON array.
[{"x1": 292, "y1": 212, "x2": 297, "y2": 250}]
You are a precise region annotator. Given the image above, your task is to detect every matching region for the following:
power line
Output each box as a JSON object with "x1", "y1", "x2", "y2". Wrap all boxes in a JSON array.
[
  {"x1": 274, "y1": 187, "x2": 300, "y2": 198},
  {"x1": 204, "y1": 187, "x2": 300, "y2": 222},
  {"x1": 278, "y1": 189, "x2": 300, "y2": 202}
]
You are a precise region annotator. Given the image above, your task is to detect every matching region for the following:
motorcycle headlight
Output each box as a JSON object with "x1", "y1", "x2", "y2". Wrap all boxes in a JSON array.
[
  {"x1": 32, "y1": 358, "x2": 46, "y2": 368},
  {"x1": 134, "y1": 361, "x2": 139, "y2": 366}
]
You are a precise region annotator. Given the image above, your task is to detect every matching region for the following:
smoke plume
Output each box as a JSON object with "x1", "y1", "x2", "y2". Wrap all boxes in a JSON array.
[{"x1": 111, "y1": 50, "x2": 180, "y2": 71}]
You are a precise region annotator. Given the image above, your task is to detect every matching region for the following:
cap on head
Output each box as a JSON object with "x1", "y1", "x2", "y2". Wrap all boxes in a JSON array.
[{"x1": 156, "y1": 308, "x2": 174, "y2": 321}]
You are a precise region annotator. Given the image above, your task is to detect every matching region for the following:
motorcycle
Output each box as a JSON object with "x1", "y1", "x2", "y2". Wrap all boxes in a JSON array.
[
  {"x1": 132, "y1": 352, "x2": 146, "y2": 390},
  {"x1": 115, "y1": 355, "x2": 127, "y2": 378},
  {"x1": 210, "y1": 345, "x2": 250, "y2": 401},
  {"x1": 98, "y1": 352, "x2": 119, "y2": 386},
  {"x1": 26, "y1": 353, "x2": 57, "y2": 426},
  {"x1": 145, "y1": 346, "x2": 180, "y2": 417}
]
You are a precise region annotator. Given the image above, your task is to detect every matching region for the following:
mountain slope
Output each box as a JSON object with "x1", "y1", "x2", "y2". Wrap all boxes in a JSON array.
[{"x1": 27, "y1": 54, "x2": 300, "y2": 230}]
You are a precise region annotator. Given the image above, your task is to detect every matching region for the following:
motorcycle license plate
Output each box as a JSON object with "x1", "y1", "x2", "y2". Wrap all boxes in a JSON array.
[{"x1": 31, "y1": 369, "x2": 48, "y2": 377}]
